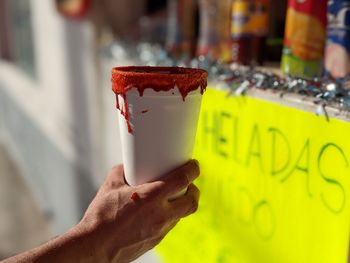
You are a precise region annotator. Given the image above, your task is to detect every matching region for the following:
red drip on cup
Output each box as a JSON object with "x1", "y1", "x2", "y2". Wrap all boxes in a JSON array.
[{"x1": 111, "y1": 66, "x2": 208, "y2": 133}]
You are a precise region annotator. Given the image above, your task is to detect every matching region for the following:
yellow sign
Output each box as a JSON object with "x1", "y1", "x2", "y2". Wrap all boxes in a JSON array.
[{"x1": 157, "y1": 88, "x2": 350, "y2": 263}]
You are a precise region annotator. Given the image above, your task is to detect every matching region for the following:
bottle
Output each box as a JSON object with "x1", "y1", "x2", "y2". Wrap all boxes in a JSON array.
[
  {"x1": 197, "y1": 0, "x2": 221, "y2": 60},
  {"x1": 231, "y1": 0, "x2": 255, "y2": 65},
  {"x1": 264, "y1": 0, "x2": 287, "y2": 62},
  {"x1": 166, "y1": 0, "x2": 196, "y2": 59},
  {"x1": 251, "y1": 0, "x2": 270, "y2": 65},
  {"x1": 325, "y1": 0, "x2": 350, "y2": 79},
  {"x1": 218, "y1": 0, "x2": 233, "y2": 63},
  {"x1": 281, "y1": 0, "x2": 327, "y2": 78}
]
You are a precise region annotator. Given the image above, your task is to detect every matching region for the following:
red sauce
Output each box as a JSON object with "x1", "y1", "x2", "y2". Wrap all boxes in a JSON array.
[
  {"x1": 130, "y1": 192, "x2": 140, "y2": 201},
  {"x1": 112, "y1": 66, "x2": 208, "y2": 133}
]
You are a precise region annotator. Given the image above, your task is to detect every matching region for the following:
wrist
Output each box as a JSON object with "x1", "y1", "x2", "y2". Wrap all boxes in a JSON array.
[
  {"x1": 72, "y1": 220, "x2": 107, "y2": 262},
  {"x1": 76, "y1": 217, "x2": 124, "y2": 263}
]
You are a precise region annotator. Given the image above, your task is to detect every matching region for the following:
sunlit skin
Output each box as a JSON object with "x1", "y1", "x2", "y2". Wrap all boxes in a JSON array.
[{"x1": 2, "y1": 160, "x2": 200, "y2": 263}]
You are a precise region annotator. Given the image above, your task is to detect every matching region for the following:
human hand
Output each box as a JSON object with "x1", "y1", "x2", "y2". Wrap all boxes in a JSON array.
[{"x1": 77, "y1": 160, "x2": 200, "y2": 263}]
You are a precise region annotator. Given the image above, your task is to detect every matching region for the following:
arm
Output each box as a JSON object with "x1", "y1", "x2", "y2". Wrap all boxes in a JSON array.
[{"x1": 3, "y1": 160, "x2": 200, "y2": 263}]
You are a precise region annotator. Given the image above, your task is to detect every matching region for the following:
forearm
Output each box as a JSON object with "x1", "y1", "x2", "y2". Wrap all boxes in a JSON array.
[
  {"x1": 2, "y1": 224, "x2": 101, "y2": 263},
  {"x1": 2, "y1": 162, "x2": 200, "y2": 263}
]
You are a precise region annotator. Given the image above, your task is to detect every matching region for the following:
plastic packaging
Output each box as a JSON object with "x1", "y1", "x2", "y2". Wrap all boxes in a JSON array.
[
  {"x1": 281, "y1": 0, "x2": 327, "y2": 77},
  {"x1": 325, "y1": 0, "x2": 350, "y2": 79}
]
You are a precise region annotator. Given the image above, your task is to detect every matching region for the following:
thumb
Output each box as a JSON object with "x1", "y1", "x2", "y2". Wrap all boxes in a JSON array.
[{"x1": 103, "y1": 165, "x2": 127, "y2": 189}]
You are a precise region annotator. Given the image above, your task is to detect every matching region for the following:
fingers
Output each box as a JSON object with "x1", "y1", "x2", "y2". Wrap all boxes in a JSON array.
[
  {"x1": 167, "y1": 184, "x2": 200, "y2": 219},
  {"x1": 103, "y1": 165, "x2": 127, "y2": 189},
  {"x1": 158, "y1": 160, "x2": 200, "y2": 198},
  {"x1": 136, "y1": 159, "x2": 200, "y2": 199},
  {"x1": 148, "y1": 219, "x2": 179, "y2": 248}
]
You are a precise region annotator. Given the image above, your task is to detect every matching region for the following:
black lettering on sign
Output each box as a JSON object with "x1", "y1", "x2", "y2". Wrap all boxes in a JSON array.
[
  {"x1": 253, "y1": 200, "x2": 276, "y2": 240},
  {"x1": 202, "y1": 111, "x2": 218, "y2": 153},
  {"x1": 232, "y1": 116, "x2": 244, "y2": 165},
  {"x1": 217, "y1": 112, "x2": 231, "y2": 159},
  {"x1": 245, "y1": 124, "x2": 264, "y2": 173},
  {"x1": 318, "y1": 143, "x2": 348, "y2": 214},
  {"x1": 269, "y1": 127, "x2": 291, "y2": 176},
  {"x1": 281, "y1": 139, "x2": 312, "y2": 197}
]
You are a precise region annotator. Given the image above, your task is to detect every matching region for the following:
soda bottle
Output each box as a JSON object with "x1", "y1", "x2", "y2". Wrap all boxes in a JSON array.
[
  {"x1": 281, "y1": 0, "x2": 327, "y2": 78},
  {"x1": 218, "y1": 0, "x2": 233, "y2": 63},
  {"x1": 166, "y1": 0, "x2": 196, "y2": 58},
  {"x1": 251, "y1": 0, "x2": 270, "y2": 65},
  {"x1": 197, "y1": 0, "x2": 221, "y2": 60},
  {"x1": 231, "y1": 0, "x2": 255, "y2": 65}
]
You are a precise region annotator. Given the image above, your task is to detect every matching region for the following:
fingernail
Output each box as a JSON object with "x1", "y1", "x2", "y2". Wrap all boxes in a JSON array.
[
  {"x1": 192, "y1": 159, "x2": 200, "y2": 174},
  {"x1": 192, "y1": 159, "x2": 199, "y2": 166},
  {"x1": 181, "y1": 160, "x2": 200, "y2": 183}
]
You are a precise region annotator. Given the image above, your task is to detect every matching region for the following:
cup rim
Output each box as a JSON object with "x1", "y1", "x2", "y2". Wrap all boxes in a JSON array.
[
  {"x1": 111, "y1": 66, "x2": 208, "y2": 97},
  {"x1": 112, "y1": 66, "x2": 207, "y2": 78}
]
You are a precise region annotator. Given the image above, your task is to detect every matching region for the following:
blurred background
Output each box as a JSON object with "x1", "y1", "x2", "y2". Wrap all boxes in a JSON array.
[{"x1": 2, "y1": 0, "x2": 342, "y2": 262}]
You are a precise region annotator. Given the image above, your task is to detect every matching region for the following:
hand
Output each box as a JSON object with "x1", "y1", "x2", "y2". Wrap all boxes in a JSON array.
[
  {"x1": 78, "y1": 160, "x2": 200, "y2": 263},
  {"x1": 1, "y1": 160, "x2": 200, "y2": 263}
]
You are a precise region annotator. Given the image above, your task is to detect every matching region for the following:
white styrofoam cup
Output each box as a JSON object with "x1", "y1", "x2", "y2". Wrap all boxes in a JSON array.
[{"x1": 118, "y1": 87, "x2": 202, "y2": 192}]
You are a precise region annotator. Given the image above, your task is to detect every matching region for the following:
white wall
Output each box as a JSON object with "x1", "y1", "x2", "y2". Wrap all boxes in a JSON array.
[
  {"x1": 0, "y1": 0, "x2": 102, "y2": 234},
  {"x1": 0, "y1": 2, "x2": 161, "y2": 261}
]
